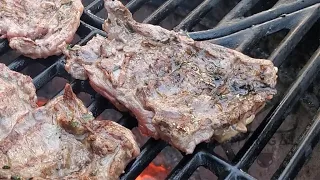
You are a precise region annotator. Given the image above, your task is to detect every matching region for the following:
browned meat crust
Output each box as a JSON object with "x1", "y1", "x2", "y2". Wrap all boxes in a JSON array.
[
  {"x1": 63, "y1": 0, "x2": 278, "y2": 154},
  {"x1": 0, "y1": 0, "x2": 83, "y2": 59},
  {"x1": 0, "y1": 66, "x2": 139, "y2": 179},
  {"x1": 0, "y1": 63, "x2": 37, "y2": 142}
]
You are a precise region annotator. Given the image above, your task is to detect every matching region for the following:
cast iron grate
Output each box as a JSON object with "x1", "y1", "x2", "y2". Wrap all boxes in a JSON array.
[{"x1": 1, "y1": 0, "x2": 320, "y2": 179}]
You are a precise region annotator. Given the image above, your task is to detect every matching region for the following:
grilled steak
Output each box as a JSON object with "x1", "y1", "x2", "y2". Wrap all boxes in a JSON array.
[
  {"x1": 64, "y1": 0, "x2": 278, "y2": 154},
  {"x1": 0, "y1": 81, "x2": 139, "y2": 179},
  {"x1": 0, "y1": 63, "x2": 37, "y2": 142},
  {"x1": 0, "y1": 0, "x2": 83, "y2": 59}
]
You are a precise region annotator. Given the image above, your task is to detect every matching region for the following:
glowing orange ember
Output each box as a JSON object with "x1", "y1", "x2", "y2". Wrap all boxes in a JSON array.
[
  {"x1": 37, "y1": 97, "x2": 48, "y2": 107},
  {"x1": 136, "y1": 163, "x2": 168, "y2": 180}
]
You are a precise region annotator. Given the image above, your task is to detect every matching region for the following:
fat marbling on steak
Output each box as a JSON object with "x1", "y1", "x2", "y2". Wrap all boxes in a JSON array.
[
  {"x1": 64, "y1": 0, "x2": 278, "y2": 154},
  {"x1": 0, "y1": 65, "x2": 139, "y2": 179},
  {"x1": 0, "y1": 0, "x2": 83, "y2": 59}
]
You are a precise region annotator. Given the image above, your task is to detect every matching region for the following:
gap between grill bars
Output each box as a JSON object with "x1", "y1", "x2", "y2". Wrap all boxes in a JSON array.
[{"x1": 1, "y1": 0, "x2": 320, "y2": 179}]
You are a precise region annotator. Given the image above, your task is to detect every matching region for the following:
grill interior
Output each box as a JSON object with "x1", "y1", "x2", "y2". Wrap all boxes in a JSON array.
[{"x1": 1, "y1": 0, "x2": 320, "y2": 179}]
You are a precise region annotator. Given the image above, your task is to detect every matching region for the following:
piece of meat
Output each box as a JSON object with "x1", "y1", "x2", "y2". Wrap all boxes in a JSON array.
[
  {"x1": 0, "y1": 0, "x2": 83, "y2": 59},
  {"x1": 0, "y1": 84, "x2": 140, "y2": 179},
  {"x1": 0, "y1": 63, "x2": 37, "y2": 142},
  {"x1": 63, "y1": 0, "x2": 278, "y2": 154}
]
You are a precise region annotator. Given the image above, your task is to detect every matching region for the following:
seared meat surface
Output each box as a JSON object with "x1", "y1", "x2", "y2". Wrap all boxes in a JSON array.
[
  {"x1": 0, "y1": 0, "x2": 83, "y2": 59},
  {"x1": 0, "y1": 66, "x2": 139, "y2": 179},
  {"x1": 64, "y1": 0, "x2": 278, "y2": 154},
  {"x1": 0, "y1": 63, "x2": 37, "y2": 142}
]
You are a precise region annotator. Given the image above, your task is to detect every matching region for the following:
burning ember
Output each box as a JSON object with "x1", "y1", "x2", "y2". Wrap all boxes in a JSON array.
[
  {"x1": 136, "y1": 162, "x2": 169, "y2": 180},
  {"x1": 37, "y1": 97, "x2": 48, "y2": 107}
]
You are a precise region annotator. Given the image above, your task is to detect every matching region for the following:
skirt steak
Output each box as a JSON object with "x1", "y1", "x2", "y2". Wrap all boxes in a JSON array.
[
  {"x1": 0, "y1": 0, "x2": 83, "y2": 59},
  {"x1": 0, "y1": 64, "x2": 139, "y2": 179},
  {"x1": 63, "y1": 0, "x2": 278, "y2": 154}
]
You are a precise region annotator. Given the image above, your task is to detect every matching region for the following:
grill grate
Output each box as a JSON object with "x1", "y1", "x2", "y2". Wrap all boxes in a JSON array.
[{"x1": 1, "y1": 0, "x2": 320, "y2": 179}]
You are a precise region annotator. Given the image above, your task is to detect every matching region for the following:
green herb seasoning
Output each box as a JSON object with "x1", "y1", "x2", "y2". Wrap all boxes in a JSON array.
[
  {"x1": 82, "y1": 113, "x2": 93, "y2": 122},
  {"x1": 113, "y1": 65, "x2": 121, "y2": 72},
  {"x1": 66, "y1": 44, "x2": 80, "y2": 51},
  {"x1": 2, "y1": 165, "x2": 10, "y2": 169},
  {"x1": 11, "y1": 176, "x2": 21, "y2": 180},
  {"x1": 70, "y1": 121, "x2": 79, "y2": 128},
  {"x1": 66, "y1": 44, "x2": 72, "y2": 50},
  {"x1": 62, "y1": 1, "x2": 73, "y2": 6}
]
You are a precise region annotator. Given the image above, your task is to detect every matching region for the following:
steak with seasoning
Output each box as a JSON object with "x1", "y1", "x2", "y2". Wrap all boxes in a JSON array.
[
  {"x1": 0, "y1": 0, "x2": 83, "y2": 59},
  {"x1": 0, "y1": 78, "x2": 139, "y2": 179},
  {"x1": 63, "y1": 0, "x2": 278, "y2": 154}
]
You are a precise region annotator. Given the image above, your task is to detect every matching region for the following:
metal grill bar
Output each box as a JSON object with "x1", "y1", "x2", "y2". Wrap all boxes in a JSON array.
[
  {"x1": 174, "y1": 0, "x2": 221, "y2": 31},
  {"x1": 88, "y1": 95, "x2": 111, "y2": 116},
  {"x1": 272, "y1": 109, "x2": 320, "y2": 180},
  {"x1": 126, "y1": 0, "x2": 150, "y2": 13},
  {"x1": 142, "y1": 0, "x2": 184, "y2": 24},
  {"x1": 72, "y1": 80, "x2": 97, "y2": 95},
  {"x1": 82, "y1": 0, "x2": 104, "y2": 28},
  {"x1": 218, "y1": 0, "x2": 261, "y2": 25},
  {"x1": 8, "y1": 57, "x2": 35, "y2": 72},
  {"x1": 167, "y1": 153, "x2": 204, "y2": 180},
  {"x1": 211, "y1": 4, "x2": 319, "y2": 57},
  {"x1": 221, "y1": 143, "x2": 236, "y2": 161},
  {"x1": 121, "y1": 139, "x2": 167, "y2": 180},
  {"x1": 81, "y1": 0, "x2": 320, "y2": 39},
  {"x1": 0, "y1": 40, "x2": 9, "y2": 56},
  {"x1": 189, "y1": 0, "x2": 320, "y2": 40},
  {"x1": 233, "y1": 46, "x2": 320, "y2": 171},
  {"x1": 1, "y1": 1, "x2": 320, "y2": 179},
  {"x1": 269, "y1": 7, "x2": 320, "y2": 66},
  {"x1": 233, "y1": 14, "x2": 295, "y2": 52},
  {"x1": 32, "y1": 61, "x2": 60, "y2": 89},
  {"x1": 167, "y1": 150, "x2": 256, "y2": 180}
]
